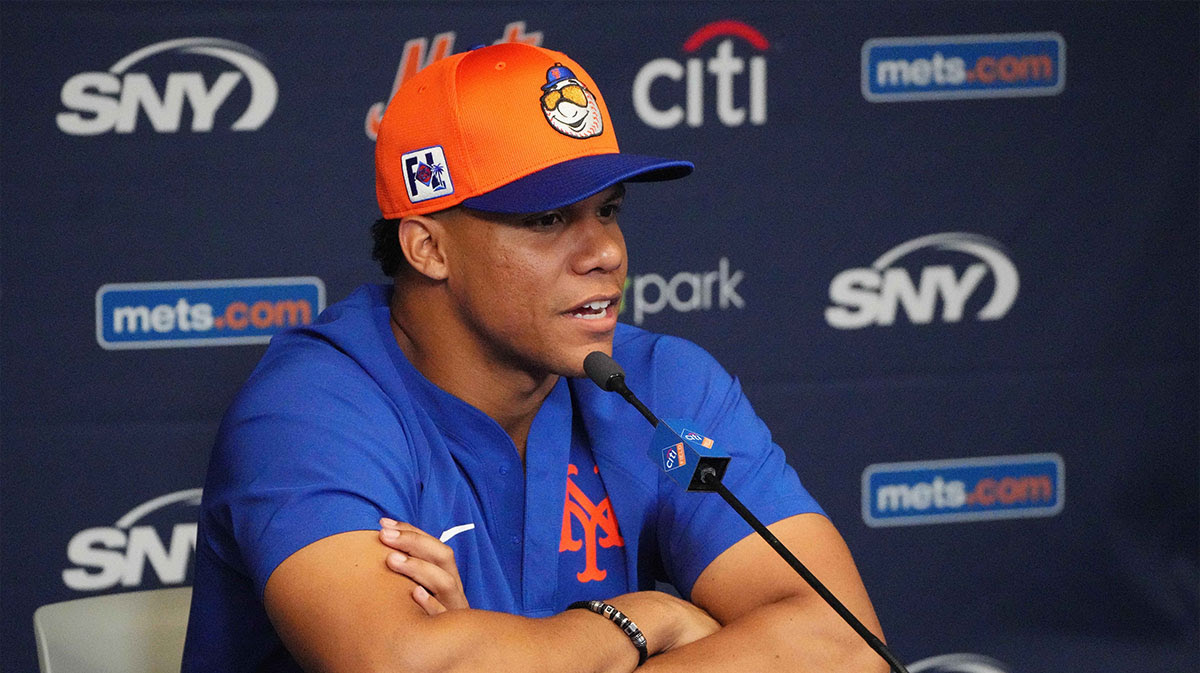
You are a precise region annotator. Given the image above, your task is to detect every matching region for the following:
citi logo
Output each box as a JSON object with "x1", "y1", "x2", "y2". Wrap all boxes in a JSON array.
[
  {"x1": 63, "y1": 488, "x2": 201, "y2": 591},
  {"x1": 620, "y1": 257, "x2": 745, "y2": 325},
  {"x1": 663, "y1": 444, "x2": 686, "y2": 470},
  {"x1": 57, "y1": 37, "x2": 278, "y2": 135},
  {"x1": 633, "y1": 20, "x2": 767, "y2": 129},
  {"x1": 96, "y1": 277, "x2": 325, "y2": 350},
  {"x1": 863, "y1": 32, "x2": 1064, "y2": 102},
  {"x1": 825, "y1": 233, "x2": 1018, "y2": 329},
  {"x1": 364, "y1": 22, "x2": 544, "y2": 140},
  {"x1": 862, "y1": 454, "x2": 1064, "y2": 527}
]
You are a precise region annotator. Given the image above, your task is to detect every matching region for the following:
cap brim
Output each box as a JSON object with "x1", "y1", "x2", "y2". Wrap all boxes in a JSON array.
[{"x1": 460, "y1": 153, "x2": 693, "y2": 214}]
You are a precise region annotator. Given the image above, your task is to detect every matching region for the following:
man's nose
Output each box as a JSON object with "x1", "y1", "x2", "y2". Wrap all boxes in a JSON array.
[{"x1": 573, "y1": 217, "x2": 625, "y2": 275}]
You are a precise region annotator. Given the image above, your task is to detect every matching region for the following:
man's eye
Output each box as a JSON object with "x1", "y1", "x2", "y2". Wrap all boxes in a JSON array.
[
  {"x1": 598, "y1": 203, "x2": 622, "y2": 218},
  {"x1": 524, "y1": 213, "x2": 562, "y2": 228}
]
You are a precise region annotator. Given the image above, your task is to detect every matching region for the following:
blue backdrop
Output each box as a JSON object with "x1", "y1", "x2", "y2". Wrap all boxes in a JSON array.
[{"x1": 2, "y1": 2, "x2": 1196, "y2": 672}]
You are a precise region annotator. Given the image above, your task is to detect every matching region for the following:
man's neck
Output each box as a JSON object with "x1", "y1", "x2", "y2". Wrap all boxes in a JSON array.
[{"x1": 389, "y1": 287, "x2": 555, "y2": 461}]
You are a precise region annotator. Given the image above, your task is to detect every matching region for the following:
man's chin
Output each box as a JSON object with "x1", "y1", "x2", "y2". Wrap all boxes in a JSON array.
[{"x1": 558, "y1": 342, "x2": 613, "y2": 380}]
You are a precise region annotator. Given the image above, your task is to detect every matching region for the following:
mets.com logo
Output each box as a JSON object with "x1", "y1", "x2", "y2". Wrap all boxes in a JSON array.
[
  {"x1": 862, "y1": 453, "x2": 1064, "y2": 527},
  {"x1": 862, "y1": 32, "x2": 1065, "y2": 102},
  {"x1": 96, "y1": 277, "x2": 324, "y2": 349}
]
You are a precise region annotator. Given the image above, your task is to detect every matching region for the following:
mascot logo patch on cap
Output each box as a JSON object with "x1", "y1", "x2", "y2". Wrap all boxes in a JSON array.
[{"x1": 539, "y1": 63, "x2": 603, "y2": 139}]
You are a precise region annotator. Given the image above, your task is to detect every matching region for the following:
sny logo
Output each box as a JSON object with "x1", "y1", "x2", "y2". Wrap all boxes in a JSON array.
[
  {"x1": 57, "y1": 37, "x2": 277, "y2": 135},
  {"x1": 560, "y1": 464, "x2": 624, "y2": 582},
  {"x1": 908, "y1": 652, "x2": 1013, "y2": 673},
  {"x1": 825, "y1": 232, "x2": 1018, "y2": 329},
  {"x1": 402, "y1": 146, "x2": 453, "y2": 203},
  {"x1": 64, "y1": 489, "x2": 201, "y2": 591}
]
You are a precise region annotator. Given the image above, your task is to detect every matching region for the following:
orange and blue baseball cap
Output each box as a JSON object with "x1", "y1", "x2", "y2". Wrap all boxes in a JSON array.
[{"x1": 375, "y1": 43, "x2": 693, "y2": 218}]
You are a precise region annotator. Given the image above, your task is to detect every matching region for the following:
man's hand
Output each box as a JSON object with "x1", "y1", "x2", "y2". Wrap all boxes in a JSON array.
[
  {"x1": 378, "y1": 518, "x2": 469, "y2": 615},
  {"x1": 641, "y1": 513, "x2": 889, "y2": 672},
  {"x1": 607, "y1": 591, "x2": 722, "y2": 655}
]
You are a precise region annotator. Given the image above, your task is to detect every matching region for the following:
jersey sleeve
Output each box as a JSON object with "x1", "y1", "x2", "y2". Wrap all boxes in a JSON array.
[
  {"x1": 199, "y1": 337, "x2": 421, "y2": 598},
  {"x1": 640, "y1": 336, "x2": 825, "y2": 598}
]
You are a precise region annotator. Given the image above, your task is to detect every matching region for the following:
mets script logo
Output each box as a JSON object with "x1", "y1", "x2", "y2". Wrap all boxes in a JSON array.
[
  {"x1": 540, "y1": 64, "x2": 603, "y2": 139},
  {"x1": 559, "y1": 464, "x2": 623, "y2": 582},
  {"x1": 363, "y1": 22, "x2": 543, "y2": 140}
]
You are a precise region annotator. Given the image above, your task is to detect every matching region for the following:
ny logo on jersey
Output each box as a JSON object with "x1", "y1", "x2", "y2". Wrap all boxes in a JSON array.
[{"x1": 559, "y1": 463, "x2": 624, "y2": 582}]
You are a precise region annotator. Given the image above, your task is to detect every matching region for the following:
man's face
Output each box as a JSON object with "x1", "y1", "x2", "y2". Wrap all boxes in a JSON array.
[{"x1": 436, "y1": 185, "x2": 627, "y2": 379}]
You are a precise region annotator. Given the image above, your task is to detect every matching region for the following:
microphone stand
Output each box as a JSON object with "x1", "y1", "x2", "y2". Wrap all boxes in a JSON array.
[
  {"x1": 697, "y1": 467, "x2": 909, "y2": 673},
  {"x1": 583, "y1": 351, "x2": 909, "y2": 673}
]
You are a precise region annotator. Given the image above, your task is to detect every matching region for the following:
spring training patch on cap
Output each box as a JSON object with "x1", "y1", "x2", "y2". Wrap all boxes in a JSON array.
[
  {"x1": 539, "y1": 63, "x2": 604, "y2": 139},
  {"x1": 401, "y1": 145, "x2": 454, "y2": 204}
]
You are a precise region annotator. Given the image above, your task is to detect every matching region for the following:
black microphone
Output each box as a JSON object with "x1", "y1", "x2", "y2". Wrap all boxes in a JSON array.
[
  {"x1": 584, "y1": 351, "x2": 660, "y2": 428},
  {"x1": 583, "y1": 350, "x2": 909, "y2": 673},
  {"x1": 587, "y1": 351, "x2": 730, "y2": 491}
]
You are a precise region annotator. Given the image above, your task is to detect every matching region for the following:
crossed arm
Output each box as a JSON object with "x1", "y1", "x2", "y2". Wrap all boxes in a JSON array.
[{"x1": 263, "y1": 512, "x2": 889, "y2": 673}]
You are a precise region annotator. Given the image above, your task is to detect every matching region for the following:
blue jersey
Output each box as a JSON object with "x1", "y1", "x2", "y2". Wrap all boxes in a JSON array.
[{"x1": 183, "y1": 284, "x2": 822, "y2": 671}]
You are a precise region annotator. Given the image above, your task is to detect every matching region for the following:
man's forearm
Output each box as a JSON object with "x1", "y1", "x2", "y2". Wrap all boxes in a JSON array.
[
  {"x1": 637, "y1": 595, "x2": 890, "y2": 673},
  {"x1": 266, "y1": 532, "x2": 709, "y2": 673},
  {"x1": 323, "y1": 589, "x2": 707, "y2": 673},
  {"x1": 382, "y1": 607, "x2": 640, "y2": 673}
]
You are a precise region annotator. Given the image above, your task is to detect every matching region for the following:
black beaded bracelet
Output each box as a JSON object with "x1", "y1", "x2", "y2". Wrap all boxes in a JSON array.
[{"x1": 567, "y1": 599, "x2": 649, "y2": 665}]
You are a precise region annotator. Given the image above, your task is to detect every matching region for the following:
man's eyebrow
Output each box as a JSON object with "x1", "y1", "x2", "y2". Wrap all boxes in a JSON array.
[{"x1": 603, "y1": 184, "x2": 627, "y2": 201}]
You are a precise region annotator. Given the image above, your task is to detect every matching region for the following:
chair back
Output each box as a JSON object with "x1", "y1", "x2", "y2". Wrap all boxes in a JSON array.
[{"x1": 33, "y1": 586, "x2": 193, "y2": 673}]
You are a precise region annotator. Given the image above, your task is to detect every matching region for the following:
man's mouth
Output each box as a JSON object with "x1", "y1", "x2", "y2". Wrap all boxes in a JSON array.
[{"x1": 569, "y1": 299, "x2": 613, "y2": 320}]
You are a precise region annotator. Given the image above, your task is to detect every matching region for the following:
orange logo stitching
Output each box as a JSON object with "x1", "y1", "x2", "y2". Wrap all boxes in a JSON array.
[{"x1": 559, "y1": 464, "x2": 624, "y2": 582}]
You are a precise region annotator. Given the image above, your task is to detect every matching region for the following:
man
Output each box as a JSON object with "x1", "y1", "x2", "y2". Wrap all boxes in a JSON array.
[{"x1": 183, "y1": 43, "x2": 887, "y2": 672}]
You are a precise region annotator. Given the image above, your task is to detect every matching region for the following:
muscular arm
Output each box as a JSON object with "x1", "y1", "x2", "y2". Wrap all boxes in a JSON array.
[
  {"x1": 263, "y1": 530, "x2": 711, "y2": 673},
  {"x1": 640, "y1": 512, "x2": 890, "y2": 673}
]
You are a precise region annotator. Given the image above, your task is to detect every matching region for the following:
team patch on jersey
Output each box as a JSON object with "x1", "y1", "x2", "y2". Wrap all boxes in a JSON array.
[
  {"x1": 539, "y1": 63, "x2": 603, "y2": 139},
  {"x1": 560, "y1": 463, "x2": 624, "y2": 582},
  {"x1": 400, "y1": 145, "x2": 454, "y2": 203}
]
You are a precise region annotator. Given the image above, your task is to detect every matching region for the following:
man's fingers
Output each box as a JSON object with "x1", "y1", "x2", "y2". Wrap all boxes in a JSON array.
[
  {"x1": 380, "y1": 517, "x2": 427, "y2": 534},
  {"x1": 378, "y1": 527, "x2": 458, "y2": 568},
  {"x1": 412, "y1": 585, "x2": 447, "y2": 616},
  {"x1": 384, "y1": 551, "x2": 469, "y2": 610},
  {"x1": 377, "y1": 518, "x2": 469, "y2": 611},
  {"x1": 380, "y1": 518, "x2": 439, "y2": 543}
]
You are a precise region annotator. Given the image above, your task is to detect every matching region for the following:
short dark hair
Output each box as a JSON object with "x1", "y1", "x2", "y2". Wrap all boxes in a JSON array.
[{"x1": 370, "y1": 217, "x2": 406, "y2": 277}]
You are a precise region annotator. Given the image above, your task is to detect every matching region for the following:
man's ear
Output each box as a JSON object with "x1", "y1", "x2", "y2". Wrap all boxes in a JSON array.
[{"x1": 397, "y1": 214, "x2": 449, "y2": 280}]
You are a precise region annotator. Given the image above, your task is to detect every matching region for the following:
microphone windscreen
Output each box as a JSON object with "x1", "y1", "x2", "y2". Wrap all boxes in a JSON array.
[{"x1": 584, "y1": 351, "x2": 625, "y2": 391}]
